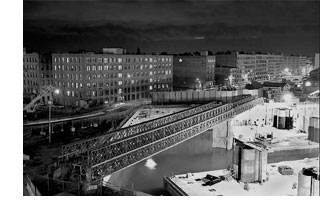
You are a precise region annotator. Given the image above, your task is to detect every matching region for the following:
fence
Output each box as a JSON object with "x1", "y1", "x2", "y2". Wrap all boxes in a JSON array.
[{"x1": 151, "y1": 88, "x2": 263, "y2": 104}]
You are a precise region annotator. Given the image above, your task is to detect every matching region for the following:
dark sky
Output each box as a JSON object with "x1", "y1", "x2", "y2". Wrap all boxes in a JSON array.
[{"x1": 24, "y1": 0, "x2": 320, "y2": 56}]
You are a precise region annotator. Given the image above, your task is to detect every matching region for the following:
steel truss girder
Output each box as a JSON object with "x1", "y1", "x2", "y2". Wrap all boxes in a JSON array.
[
  {"x1": 88, "y1": 97, "x2": 263, "y2": 181},
  {"x1": 60, "y1": 95, "x2": 251, "y2": 158}
]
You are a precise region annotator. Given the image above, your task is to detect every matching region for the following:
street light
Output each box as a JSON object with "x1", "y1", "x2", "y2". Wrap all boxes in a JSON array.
[
  {"x1": 48, "y1": 88, "x2": 60, "y2": 143},
  {"x1": 305, "y1": 81, "x2": 311, "y2": 87}
]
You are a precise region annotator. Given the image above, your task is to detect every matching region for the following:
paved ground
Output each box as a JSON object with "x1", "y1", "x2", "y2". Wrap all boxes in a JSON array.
[
  {"x1": 168, "y1": 157, "x2": 319, "y2": 196},
  {"x1": 233, "y1": 125, "x2": 319, "y2": 151}
]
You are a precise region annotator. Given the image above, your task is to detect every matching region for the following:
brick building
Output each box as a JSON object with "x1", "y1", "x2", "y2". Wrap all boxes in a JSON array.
[{"x1": 52, "y1": 49, "x2": 173, "y2": 107}]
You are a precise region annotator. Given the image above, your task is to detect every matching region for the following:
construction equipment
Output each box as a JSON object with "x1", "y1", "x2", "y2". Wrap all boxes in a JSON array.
[{"x1": 23, "y1": 86, "x2": 57, "y2": 113}]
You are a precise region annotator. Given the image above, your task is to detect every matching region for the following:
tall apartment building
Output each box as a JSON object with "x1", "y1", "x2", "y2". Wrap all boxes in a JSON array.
[
  {"x1": 172, "y1": 55, "x2": 215, "y2": 90},
  {"x1": 23, "y1": 48, "x2": 54, "y2": 104},
  {"x1": 52, "y1": 49, "x2": 173, "y2": 107},
  {"x1": 39, "y1": 54, "x2": 53, "y2": 90},
  {"x1": 215, "y1": 52, "x2": 256, "y2": 87},
  {"x1": 23, "y1": 48, "x2": 40, "y2": 103},
  {"x1": 215, "y1": 52, "x2": 284, "y2": 87},
  {"x1": 281, "y1": 55, "x2": 307, "y2": 76}
]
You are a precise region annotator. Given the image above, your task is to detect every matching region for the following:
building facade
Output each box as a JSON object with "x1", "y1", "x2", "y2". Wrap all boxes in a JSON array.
[
  {"x1": 23, "y1": 48, "x2": 40, "y2": 103},
  {"x1": 52, "y1": 50, "x2": 173, "y2": 107},
  {"x1": 215, "y1": 52, "x2": 292, "y2": 85},
  {"x1": 172, "y1": 55, "x2": 215, "y2": 90},
  {"x1": 281, "y1": 55, "x2": 307, "y2": 76}
]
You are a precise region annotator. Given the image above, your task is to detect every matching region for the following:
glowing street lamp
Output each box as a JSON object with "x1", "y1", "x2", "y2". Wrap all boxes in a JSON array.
[{"x1": 305, "y1": 81, "x2": 311, "y2": 87}]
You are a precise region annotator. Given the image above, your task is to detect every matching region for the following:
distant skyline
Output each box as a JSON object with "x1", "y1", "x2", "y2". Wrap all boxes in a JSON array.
[{"x1": 24, "y1": 0, "x2": 319, "y2": 56}]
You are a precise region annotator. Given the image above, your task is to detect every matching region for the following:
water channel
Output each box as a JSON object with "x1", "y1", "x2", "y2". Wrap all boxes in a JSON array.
[{"x1": 107, "y1": 126, "x2": 318, "y2": 195}]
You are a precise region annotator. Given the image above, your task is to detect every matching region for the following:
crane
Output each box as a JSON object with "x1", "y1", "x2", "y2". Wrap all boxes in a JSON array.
[{"x1": 23, "y1": 86, "x2": 59, "y2": 113}]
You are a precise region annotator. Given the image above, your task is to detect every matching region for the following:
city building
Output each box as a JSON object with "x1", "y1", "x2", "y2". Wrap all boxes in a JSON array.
[
  {"x1": 172, "y1": 55, "x2": 215, "y2": 90},
  {"x1": 52, "y1": 49, "x2": 173, "y2": 107},
  {"x1": 262, "y1": 81, "x2": 291, "y2": 101},
  {"x1": 23, "y1": 48, "x2": 40, "y2": 103},
  {"x1": 214, "y1": 66, "x2": 241, "y2": 88},
  {"x1": 281, "y1": 55, "x2": 307, "y2": 76},
  {"x1": 303, "y1": 68, "x2": 319, "y2": 94},
  {"x1": 215, "y1": 51, "x2": 283, "y2": 86},
  {"x1": 39, "y1": 54, "x2": 53, "y2": 91}
]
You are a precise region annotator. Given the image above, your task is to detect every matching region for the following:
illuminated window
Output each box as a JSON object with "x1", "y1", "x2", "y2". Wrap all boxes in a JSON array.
[
  {"x1": 118, "y1": 81, "x2": 122, "y2": 85},
  {"x1": 149, "y1": 71, "x2": 153, "y2": 76},
  {"x1": 118, "y1": 73, "x2": 122, "y2": 78},
  {"x1": 67, "y1": 90, "x2": 70, "y2": 96},
  {"x1": 149, "y1": 85, "x2": 153, "y2": 90}
]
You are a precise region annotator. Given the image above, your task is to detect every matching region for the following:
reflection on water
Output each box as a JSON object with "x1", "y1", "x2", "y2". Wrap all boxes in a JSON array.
[{"x1": 108, "y1": 130, "x2": 234, "y2": 195}]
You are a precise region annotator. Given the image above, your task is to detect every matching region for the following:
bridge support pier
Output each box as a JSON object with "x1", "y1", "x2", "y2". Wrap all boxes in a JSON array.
[{"x1": 211, "y1": 119, "x2": 233, "y2": 150}]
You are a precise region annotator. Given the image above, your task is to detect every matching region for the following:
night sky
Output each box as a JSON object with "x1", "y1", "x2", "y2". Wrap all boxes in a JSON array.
[{"x1": 24, "y1": 0, "x2": 320, "y2": 56}]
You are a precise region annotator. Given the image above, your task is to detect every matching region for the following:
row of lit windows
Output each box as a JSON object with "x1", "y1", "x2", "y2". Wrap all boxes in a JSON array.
[
  {"x1": 60, "y1": 84, "x2": 170, "y2": 98},
  {"x1": 24, "y1": 72, "x2": 38, "y2": 78},
  {"x1": 85, "y1": 57, "x2": 172, "y2": 64},
  {"x1": 85, "y1": 63, "x2": 172, "y2": 71},
  {"x1": 24, "y1": 65, "x2": 38, "y2": 70},
  {"x1": 53, "y1": 71, "x2": 172, "y2": 81},
  {"x1": 54, "y1": 65, "x2": 82, "y2": 71},
  {"x1": 23, "y1": 57, "x2": 38, "y2": 63},
  {"x1": 54, "y1": 77, "x2": 171, "y2": 89},
  {"x1": 23, "y1": 80, "x2": 38, "y2": 86},
  {"x1": 54, "y1": 57, "x2": 81, "y2": 63},
  {"x1": 53, "y1": 56, "x2": 172, "y2": 64},
  {"x1": 54, "y1": 73, "x2": 83, "y2": 81}
]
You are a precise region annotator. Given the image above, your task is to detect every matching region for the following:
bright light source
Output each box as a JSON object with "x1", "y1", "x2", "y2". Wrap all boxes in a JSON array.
[
  {"x1": 283, "y1": 94, "x2": 292, "y2": 103},
  {"x1": 305, "y1": 81, "x2": 311, "y2": 87},
  {"x1": 196, "y1": 78, "x2": 199, "y2": 81},
  {"x1": 54, "y1": 89, "x2": 60, "y2": 94},
  {"x1": 284, "y1": 68, "x2": 289, "y2": 72}
]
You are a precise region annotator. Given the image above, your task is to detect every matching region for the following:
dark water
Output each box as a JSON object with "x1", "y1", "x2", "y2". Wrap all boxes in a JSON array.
[
  {"x1": 108, "y1": 130, "x2": 234, "y2": 195},
  {"x1": 108, "y1": 129, "x2": 319, "y2": 196}
]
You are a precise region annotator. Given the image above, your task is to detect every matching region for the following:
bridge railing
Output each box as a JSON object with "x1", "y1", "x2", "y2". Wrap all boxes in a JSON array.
[{"x1": 60, "y1": 95, "x2": 252, "y2": 158}]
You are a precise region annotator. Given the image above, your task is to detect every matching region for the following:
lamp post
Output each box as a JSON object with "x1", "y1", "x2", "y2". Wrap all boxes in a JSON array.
[
  {"x1": 48, "y1": 100, "x2": 52, "y2": 144},
  {"x1": 48, "y1": 88, "x2": 60, "y2": 144}
]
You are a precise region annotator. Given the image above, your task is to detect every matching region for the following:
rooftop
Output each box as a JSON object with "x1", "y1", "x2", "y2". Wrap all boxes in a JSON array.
[{"x1": 166, "y1": 158, "x2": 319, "y2": 196}]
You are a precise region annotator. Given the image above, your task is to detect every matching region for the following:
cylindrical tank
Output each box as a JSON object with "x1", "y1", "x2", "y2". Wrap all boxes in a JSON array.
[
  {"x1": 298, "y1": 170, "x2": 312, "y2": 196},
  {"x1": 312, "y1": 117, "x2": 319, "y2": 143},
  {"x1": 240, "y1": 148, "x2": 256, "y2": 183},
  {"x1": 308, "y1": 117, "x2": 315, "y2": 142},
  {"x1": 278, "y1": 109, "x2": 286, "y2": 129}
]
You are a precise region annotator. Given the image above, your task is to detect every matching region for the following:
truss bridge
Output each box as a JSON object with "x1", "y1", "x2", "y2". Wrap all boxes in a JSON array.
[{"x1": 58, "y1": 95, "x2": 263, "y2": 183}]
